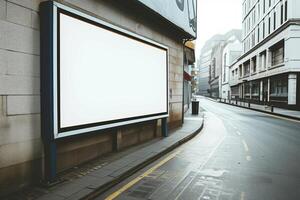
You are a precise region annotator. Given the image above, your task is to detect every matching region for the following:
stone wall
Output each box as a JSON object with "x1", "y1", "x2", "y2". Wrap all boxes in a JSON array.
[{"x1": 0, "y1": 0, "x2": 184, "y2": 196}]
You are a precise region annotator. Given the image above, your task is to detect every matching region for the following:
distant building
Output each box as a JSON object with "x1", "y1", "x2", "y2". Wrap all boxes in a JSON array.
[
  {"x1": 197, "y1": 50, "x2": 212, "y2": 96},
  {"x1": 221, "y1": 37, "x2": 242, "y2": 99},
  {"x1": 197, "y1": 30, "x2": 242, "y2": 98},
  {"x1": 197, "y1": 34, "x2": 225, "y2": 96},
  {"x1": 230, "y1": 0, "x2": 300, "y2": 110}
]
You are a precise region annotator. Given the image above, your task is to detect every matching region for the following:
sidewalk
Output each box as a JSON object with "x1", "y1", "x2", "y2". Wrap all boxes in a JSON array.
[
  {"x1": 216, "y1": 98, "x2": 300, "y2": 120},
  {"x1": 6, "y1": 112, "x2": 203, "y2": 200}
]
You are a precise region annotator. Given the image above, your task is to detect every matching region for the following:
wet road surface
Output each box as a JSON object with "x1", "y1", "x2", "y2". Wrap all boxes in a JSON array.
[{"x1": 96, "y1": 97, "x2": 300, "y2": 200}]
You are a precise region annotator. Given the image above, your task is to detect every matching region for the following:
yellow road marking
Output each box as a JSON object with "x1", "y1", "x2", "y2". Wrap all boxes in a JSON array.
[
  {"x1": 104, "y1": 151, "x2": 181, "y2": 200},
  {"x1": 242, "y1": 140, "x2": 249, "y2": 152},
  {"x1": 246, "y1": 155, "x2": 252, "y2": 161},
  {"x1": 240, "y1": 191, "x2": 245, "y2": 200}
]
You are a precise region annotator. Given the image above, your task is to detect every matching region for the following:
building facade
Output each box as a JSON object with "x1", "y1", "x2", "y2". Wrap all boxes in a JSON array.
[
  {"x1": 198, "y1": 30, "x2": 242, "y2": 98},
  {"x1": 0, "y1": 0, "x2": 196, "y2": 196},
  {"x1": 221, "y1": 37, "x2": 243, "y2": 99},
  {"x1": 197, "y1": 50, "x2": 212, "y2": 96},
  {"x1": 183, "y1": 41, "x2": 196, "y2": 112},
  {"x1": 230, "y1": 0, "x2": 300, "y2": 109}
]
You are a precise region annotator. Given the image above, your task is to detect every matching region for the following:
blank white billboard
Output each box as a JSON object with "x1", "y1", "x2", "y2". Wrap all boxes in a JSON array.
[{"x1": 51, "y1": 4, "x2": 168, "y2": 138}]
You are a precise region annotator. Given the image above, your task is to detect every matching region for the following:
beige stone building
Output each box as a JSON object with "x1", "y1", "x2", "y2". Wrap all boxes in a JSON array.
[{"x1": 0, "y1": 0, "x2": 196, "y2": 196}]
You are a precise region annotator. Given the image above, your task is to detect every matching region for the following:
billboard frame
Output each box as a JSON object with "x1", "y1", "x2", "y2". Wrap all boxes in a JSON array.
[{"x1": 40, "y1": 1, "x2": 169, "y2": 182}]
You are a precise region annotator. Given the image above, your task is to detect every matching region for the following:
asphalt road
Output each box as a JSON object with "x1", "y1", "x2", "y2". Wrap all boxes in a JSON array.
[{"x1": 96, "y1": 97, "x2": 300, "y2": 200}]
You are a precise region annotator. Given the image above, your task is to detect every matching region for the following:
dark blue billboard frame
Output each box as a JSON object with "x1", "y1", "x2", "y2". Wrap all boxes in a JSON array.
[{"x1": 40, "y1": 1, "x2": 169, "y2": 183}]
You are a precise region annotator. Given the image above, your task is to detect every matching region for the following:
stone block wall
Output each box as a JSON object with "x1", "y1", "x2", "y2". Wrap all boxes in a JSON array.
[{"x1": 0, "y1": 0, "x2": 185, "y2": 196}]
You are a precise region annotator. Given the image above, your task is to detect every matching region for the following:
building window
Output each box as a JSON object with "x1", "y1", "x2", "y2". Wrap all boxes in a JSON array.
[
  {"x1": 258, "y1": 2, "x2": 261, "y2": 19},
  {"x1": 252, "y1": 56, "x2": 257, "y2": 73},
  {"x1": 244, "y1": 61, "x2": 250, "y2": 76},
  {"x1": 274, "y1": 12, "x2": 276, "y2": 30},
  {"x1": 269, "y1": 0, "x2": 271, "y2": 7},
  {"x1": 245, "y1": 82, "x2": 251, "y2": 97},
  {"x1": 260, "y1": 50, "x2": 267, "y2": 70},
  {"x1": 239, "y1": 65, "x2": 243, "y2": 77},
  {"x1": 258, "y1": 27, "x2": 260, "y2": 43},
  {"x1": 270, "y1": 76, "x2": 288, "y2": 97},
  {"x1": 223, "y1": 53, "x2": 227, "y2": 82},
  {"x1": 263, "y1": 21, "x2": 265, "y2": 38},
  {"x1": 284, "y1": 1, "x2": 288, "y2": 21},
  {"x1": 268, "y1": 17, "x2": 271, "y2": 34},
  {"x1": 270, "y1": 40, "x2": 284, "y2": 66},
  {"x1": 253, "y1": 9, "x2": 256, "y2": 25},
  {"x1": 281, "y1": 4, "x2": 284, "y2": 24},
  {"x1": 263, "y1": 0, "x2": 266, "y2": 13},
  {"x1": 251, "y1": 81, "x2": 260, "y2": 99},
  {"x1": 252, "y1": 33, "x2": 255, "y2": 47}
]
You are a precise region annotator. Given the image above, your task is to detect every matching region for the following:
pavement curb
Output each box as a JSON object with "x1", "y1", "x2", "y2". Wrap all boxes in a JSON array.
[
  {"x1": 211, "y1": 99, "x2": 300, "y2": 121},
  {"x1": 82, "y1": 121, "x2": 204, "y2": 200}
]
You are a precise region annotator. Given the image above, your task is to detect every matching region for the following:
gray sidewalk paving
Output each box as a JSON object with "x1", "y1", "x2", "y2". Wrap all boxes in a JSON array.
[
  {"x1": 6, "y1": 112, "x2": 203, "y2": 200},
  {"x1": 217, "y1": 98, "x2": 300, "y2": 120}
]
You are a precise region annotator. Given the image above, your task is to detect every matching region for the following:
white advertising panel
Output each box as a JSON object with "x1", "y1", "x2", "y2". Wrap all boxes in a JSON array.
[
  {"x1": 137, "y1": 0, "x2": 197, "y2": 37},
  {"x1": 49, "y1": 3, "x2": 168, "y2": 139}
]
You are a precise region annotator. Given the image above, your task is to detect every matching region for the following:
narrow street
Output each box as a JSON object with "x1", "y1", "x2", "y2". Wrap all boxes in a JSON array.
[{"x1": 97, "y1": 97, "x2": 300, "y2": 200}]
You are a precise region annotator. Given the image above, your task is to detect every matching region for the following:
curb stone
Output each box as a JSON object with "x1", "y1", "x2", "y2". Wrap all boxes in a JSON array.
[
  {"x1": 82, "y1": 121, "x2": 204, "y2": 200},
  {"x1": 208, "y1": 98, "x2": 300, "y2": 122}
]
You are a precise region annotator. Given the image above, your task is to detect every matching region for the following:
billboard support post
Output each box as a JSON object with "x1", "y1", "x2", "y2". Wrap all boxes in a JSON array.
[
  {"x1": 44, "y1": 141, "x2": 57, "y2": 183},
  {"x1": 161, "y1": 118, "x2": 168, "y2": 137}
]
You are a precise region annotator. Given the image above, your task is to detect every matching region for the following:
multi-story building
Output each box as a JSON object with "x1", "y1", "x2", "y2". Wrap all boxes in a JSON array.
[
  {"x1": 198, "y1": 30, "x2": 242, "y2": 98},
  {"x1": 221, "y1": 37, "x2": 243, "y2": 99},
  {"x1": 230, "y1": 0, "x2": 300, "y2": 109},
  {"x1": 197, "y1": 50, "x2": 212, "y2": 96},
  {"x1": 197, "y1": 34, "x2": 226, "y2": 96},
  {"x1": 210, "y1": 42, "x2": 224, "y2": 98},
  {"x1": 0, "y1": 0, "x2": 196, "y2": 196}
]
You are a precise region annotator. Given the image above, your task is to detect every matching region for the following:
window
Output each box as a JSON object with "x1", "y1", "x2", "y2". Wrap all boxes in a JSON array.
[
  {"x1": 281, "y1": 4, "x2": 284, "y2": 24},
  {"x1": 284, "y1": 1, "x2": 288, "y2": 21},
  {"x1": 274, "y1": 12, "x2": 276, "y2": 30},
  {"x1": 263, "y1": 21, "x2": 265, "y2": 38},
  {"x1": 268, "y1": 17, "x2": 271, "y2": 34},
  {"x1": 260, "y1": 51, "x2": 267, "y2": 70},
  {"x1": 252, "y1": 33, "x2": 255, "y2": 47},
  {"x1": 253, "y1": 9, "x2": 256, "y2": 25},
  {"x1": 270, "y1": 76, "x2": 288, "y2": 97},
  {"x1": 271, "y1": 40, "x2": 284, "y2": 66},
  {"x1": 244, "y1": 61, "x2": 250, "y2": 76},
  {"x1": 258, "y1": 27, "x2": 260, "y2": 43},
  {"x1": 223, "y1": 53, "x2": 227, "y2": 82},
  {"x1": 252, "y1": 81, "x2": 260, "y2": 97},
  {"x1": 269, "y1": 0, "x2": 271, "y2": 7},
  {"x1": 252, "y1": 57, "x2": 257, "y2": 73},
  {"x1": 239, "y1": 65, "x2": 243, "y2": 77},
  {"x1": 263, "y1": 0, "x2": 266, "y2": 13},
  {"x1": 258, "y1": 2, "x2": 261, "y2": 19}
]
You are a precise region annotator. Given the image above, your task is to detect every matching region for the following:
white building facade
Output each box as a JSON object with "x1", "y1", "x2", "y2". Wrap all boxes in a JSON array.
[
  {"x1": 221, "y1": 37, "x2": 242, "y2": 99},
  {"x1": 230, "y1": 0, "x2": 300, "y2": 110}
]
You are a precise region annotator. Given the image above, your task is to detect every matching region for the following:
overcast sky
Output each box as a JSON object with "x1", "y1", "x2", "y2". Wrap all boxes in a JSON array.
[{"x1": 196, "y1": 0, "x2": 243, "y2": 56}]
